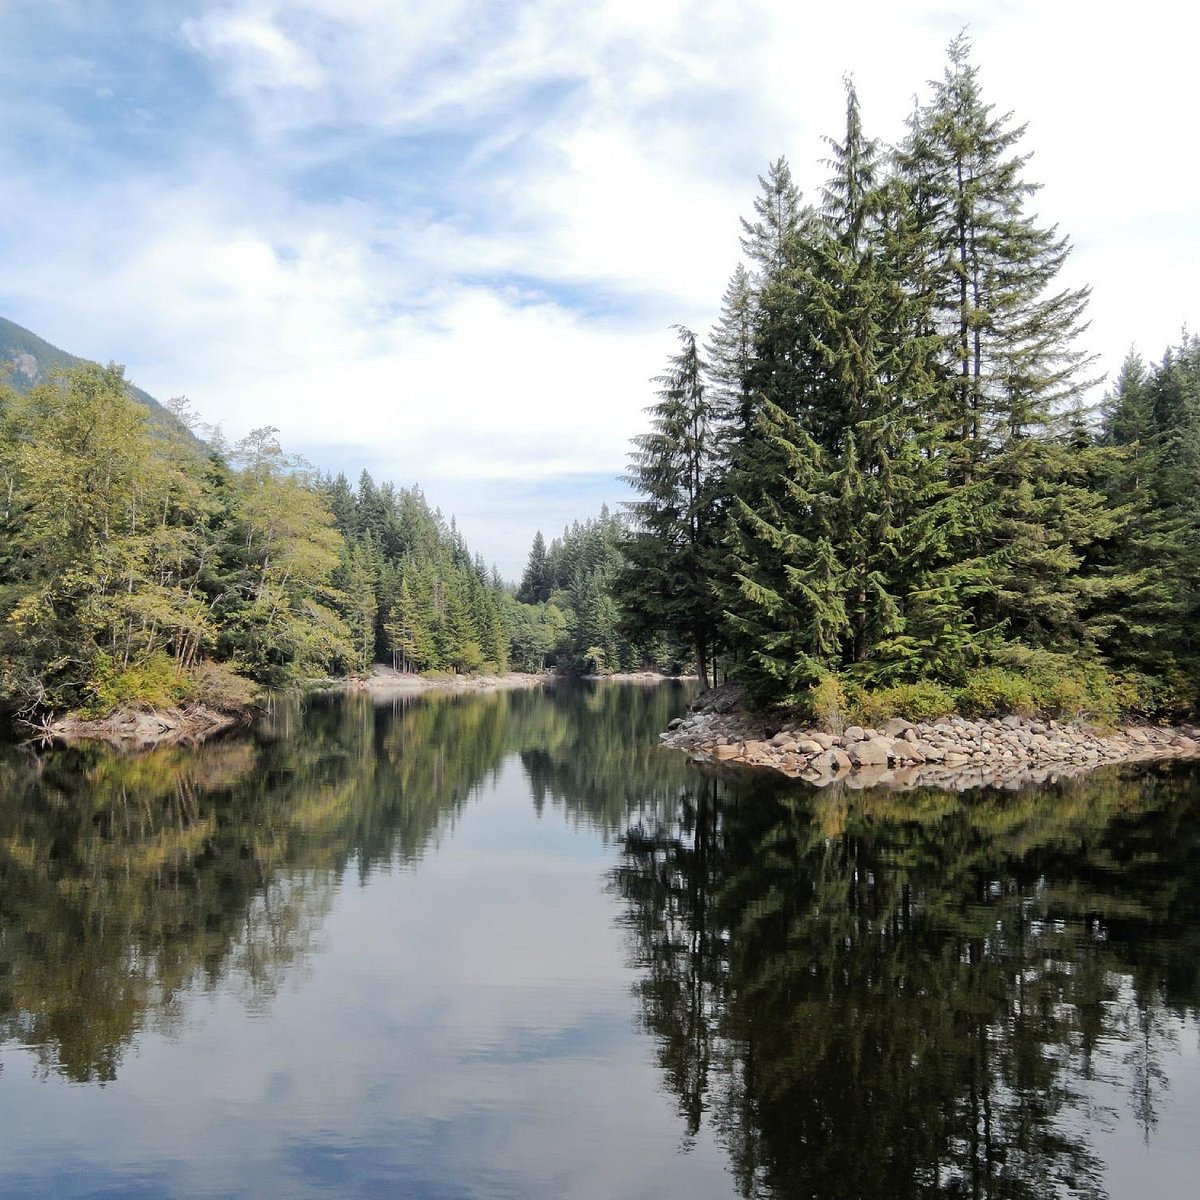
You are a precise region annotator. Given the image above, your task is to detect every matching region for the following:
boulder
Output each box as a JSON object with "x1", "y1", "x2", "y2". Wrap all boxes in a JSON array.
[
  {"x1": 848, "y1": 737, "x2": 890, "y2": 766},
  {"x1": 883, "y1": 717, "x2": 913, "y2": 738}
]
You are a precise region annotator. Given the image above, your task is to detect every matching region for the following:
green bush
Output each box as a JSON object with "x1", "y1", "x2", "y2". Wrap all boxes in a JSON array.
[
  {"x1": 990, "y1": 646, "x2": 1122, "y2": 725},
  {"x1": 1114, "y1": 664, "x2": 1196, "y2": 720},
  {"x1": 807, "y1": 674, "x2": 849, "y2": 734},
  {"x1": 956, "y1": 668, "x2": 1036, "y2": 717},
  {"x1": 853, "y1": 680, "x2": 958, "y2": 725},
  {"x1": 83, "y1": 651, "x2": 195, "y2": 717},
  {"x1": 190, "y1": 661, "x2": 259, "y2": 712}
]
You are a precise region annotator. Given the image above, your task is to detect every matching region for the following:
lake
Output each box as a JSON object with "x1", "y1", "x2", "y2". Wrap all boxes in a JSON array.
[{"x1": 1, "y1": 681, "x2": 1198, "y2": 1199}]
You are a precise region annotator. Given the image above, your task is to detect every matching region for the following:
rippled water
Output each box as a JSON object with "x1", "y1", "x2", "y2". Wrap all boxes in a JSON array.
[{"x1": 1, "y1": 681, "x2": 1198, "y2": 1199}]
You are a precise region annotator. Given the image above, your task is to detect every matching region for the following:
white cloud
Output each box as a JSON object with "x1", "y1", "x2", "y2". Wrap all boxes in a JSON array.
[
  {"x1": 182, "y1": 9, "x2": 325, "y2": 92},
  {"x1": 2, "y1": 0, "x2": 1199, "y2": 575}
]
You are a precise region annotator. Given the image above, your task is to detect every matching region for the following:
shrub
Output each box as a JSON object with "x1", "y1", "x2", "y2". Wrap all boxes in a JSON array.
[
  {"x1": 83, "y1": 651, "x2": 195, "y2": 717},
  {"x1": 956, "y1": 668, "x2": 1036, "y2": 717},
  {"x1": 853, "y1": 680, "x2": 958, "y2": 725},
  {"x1": 807, "y1": 674, "x2": 849, "y2": 734},
  {"x1": 990, "y1": 646, "x2": 1122, "y2": 726},
  {"x1": 190, "y1": 661, "x2": 259, "y2": 712}
]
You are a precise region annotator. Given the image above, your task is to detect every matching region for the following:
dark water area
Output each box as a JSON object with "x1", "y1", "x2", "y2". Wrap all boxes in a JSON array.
[{"x1": 0, "y1": 682, "x2": 1198, "y2": 1199}]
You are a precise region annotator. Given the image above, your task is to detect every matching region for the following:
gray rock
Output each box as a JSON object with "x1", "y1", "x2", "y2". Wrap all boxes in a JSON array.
[
  {"x1": 793, "y1": 738, "x2": 825, "y2": 755},
  {"x1": 849, "y1": 738, "x2": 891, "y2": 766}
]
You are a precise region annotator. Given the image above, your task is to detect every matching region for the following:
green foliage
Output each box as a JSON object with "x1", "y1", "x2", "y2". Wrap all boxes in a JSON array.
[
  {"x1": 324, "y1": 473, "x2": 513, "y2": 679},
  {"x1": 618, "y1": 326, "x2": 721, "y2": 685},
  {"x1": 83, "y1": 652, "x2": 196, "y2": 717},
  {"x1": 513, "y1": 507, "x2": 674, "y2": 675},
  {"x1": 606, "y1": 38, "x2": 1194, "y2": 717},
  {"x1": 851, "y1": 680, "x2": 957, "y2": 725},
  {"x1": 0, "y1": 362, "x2": 519, "y2": 721},
  {"x1": 806, "y1": 673, "x2": 849, "y2": 734},
  {"x1": 189, "y1": 661, "x2": 260, "y2": 712},
  {"x1": 955, "y1": 649, "x2": 1132, "y2": 725},
  {"x1": 955, "y1": 669, "x2": 1037, "y2": 719}
]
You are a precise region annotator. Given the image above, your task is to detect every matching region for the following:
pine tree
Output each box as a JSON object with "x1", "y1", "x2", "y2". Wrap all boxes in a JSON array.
[
  {"x1": 1096, "y1": 337, "x2": 1200, "y2": 701},
  {"x1": 722, "y1": 400, "x2": 847, "y2": 704},
  {"x1": 344, "y1": 534, "x2": 380, "y2": 674},
  {"x1": 705, "y1": 263, "x2": 756, "y2": 440}
]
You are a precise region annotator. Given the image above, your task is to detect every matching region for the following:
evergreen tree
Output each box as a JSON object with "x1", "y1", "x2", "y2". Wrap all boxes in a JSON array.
[
  {"x1": 619, "y1": 327, "x2": 720, "y2": 685},
  {"x1": 897, "y1": 35, "x2": 1104, "y2": 648},
  {"x1": 518, "y1": 531, "x2": 550, "y2": 604}
]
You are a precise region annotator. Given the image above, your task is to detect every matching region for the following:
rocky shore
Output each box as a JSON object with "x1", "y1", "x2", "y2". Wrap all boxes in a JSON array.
[
  {"x1": 663, "y1": 692, "x2": 1200, "y2": 790},
  {"x1": 42, "y1": 703, "x2": 246, "y2": 750}
]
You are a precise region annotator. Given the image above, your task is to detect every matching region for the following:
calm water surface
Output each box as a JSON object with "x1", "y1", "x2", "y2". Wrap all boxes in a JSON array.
[{"x1": 1, "y1": 681, "x2": 1198, "y2": 1198}]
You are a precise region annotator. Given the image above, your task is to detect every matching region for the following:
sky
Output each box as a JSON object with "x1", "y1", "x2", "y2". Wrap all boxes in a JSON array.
[{"x1": 1, "y1": 1, "x2": 1197, "y2": 579}]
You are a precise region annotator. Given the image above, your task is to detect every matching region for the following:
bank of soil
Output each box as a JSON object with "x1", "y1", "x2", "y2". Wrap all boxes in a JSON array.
[{"x1": 664, "y1": 688, "x2": 1200, "y2": 790}]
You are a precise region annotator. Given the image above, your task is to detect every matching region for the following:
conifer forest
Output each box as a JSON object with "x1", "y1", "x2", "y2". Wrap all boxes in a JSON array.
[{"x1": 1, "y1": 38, "x2": 1197, "y2": 726}]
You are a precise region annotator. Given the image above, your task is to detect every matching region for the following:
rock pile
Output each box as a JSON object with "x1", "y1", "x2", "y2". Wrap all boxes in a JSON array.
[{"x1": 662, "y1": 708, "x2": 1200, "y2": 791}]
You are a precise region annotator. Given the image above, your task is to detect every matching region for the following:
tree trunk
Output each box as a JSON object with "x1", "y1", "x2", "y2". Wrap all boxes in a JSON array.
[{"x1": 694, "y1": 631, "x2": 709, "y2": 690}]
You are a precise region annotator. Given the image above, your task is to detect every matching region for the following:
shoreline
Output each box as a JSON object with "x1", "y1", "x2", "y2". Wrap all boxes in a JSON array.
[
  {"x1": 39, "y1": 703, "x2": 248, "y2": 751},
  {"x1": 327, "y1": 666, "x2": 551, "y2": 696},
  {"x1": 663, "y1": 703, "x2": 1200, "y2": 791},
  {"x1": 34, "y1": 668, "x2": 691, "y2": 749}
]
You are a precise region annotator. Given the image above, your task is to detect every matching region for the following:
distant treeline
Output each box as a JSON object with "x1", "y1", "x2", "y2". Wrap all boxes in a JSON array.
[{"x1": 555, "y1": 35, "x2": 1198, "y2": 720}]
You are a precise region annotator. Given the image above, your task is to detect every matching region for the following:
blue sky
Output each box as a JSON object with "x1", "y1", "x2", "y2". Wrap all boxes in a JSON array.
[{"x1": 2, "y1": 1, "x2": 1197, "y2": 578}]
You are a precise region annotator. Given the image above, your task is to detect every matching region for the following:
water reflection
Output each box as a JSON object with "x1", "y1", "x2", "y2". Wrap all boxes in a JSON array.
[
  {"x1": 0, "y1": 681, "x2": 694, "y2": 1083},
  {"x1": 612, "y1": 766, "x2": 1200, "y2": 1199},
  {"x1": 0, "y1": 685, "x2": 1198, "y2": 1199}
]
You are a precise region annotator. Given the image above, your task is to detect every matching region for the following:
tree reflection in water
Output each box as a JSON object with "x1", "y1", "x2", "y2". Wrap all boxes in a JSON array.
[
  {"x1": 0, "y1": 680, "x2": 693, "y2": 1083},
  {"x1": 611, "y1": 765, "x2": 1200, "y2": 1200},
  {"x1": 1, "y1": 682, "x2": 1197, "y2": 1200}
]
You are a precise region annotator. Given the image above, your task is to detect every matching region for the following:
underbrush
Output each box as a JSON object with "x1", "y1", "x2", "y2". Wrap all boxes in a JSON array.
[
  {"x1": 797, "y1": 648, "x2": 1194, "y2": 731},
  {"x1": 81, "y1": 654, "x2": 258, "y2": 718}
]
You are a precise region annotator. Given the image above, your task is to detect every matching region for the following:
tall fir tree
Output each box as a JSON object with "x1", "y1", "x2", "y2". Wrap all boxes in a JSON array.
[
  {"x1": 619, "y1": 327, "x2": 720, "y2": 685},
  {"x1": 897, "y1": 34, "x2": 1106, "y2": 651}
]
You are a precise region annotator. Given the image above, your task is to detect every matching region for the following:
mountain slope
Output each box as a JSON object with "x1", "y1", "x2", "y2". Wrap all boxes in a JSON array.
[{"x1": 0, "y1": 315, "x2": 167, "y2": 417}]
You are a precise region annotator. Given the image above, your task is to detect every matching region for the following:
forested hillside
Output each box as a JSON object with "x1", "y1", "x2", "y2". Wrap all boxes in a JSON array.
[
  {"x1": 615, "y1": 36, "x2": 1199, "y2": 719},
  {"x1": 1, "y1": 315, "x2": 170, "y2": 419},
  {"x1": 0, "y1": 364, "x2": 518, "y2": 721}
]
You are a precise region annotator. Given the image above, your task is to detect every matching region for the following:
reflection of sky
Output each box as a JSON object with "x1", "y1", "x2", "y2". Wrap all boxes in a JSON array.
[
  {"x1": 1077, "y1": 992, "x2": 1200, "y2": 1200},
  {"x1": 0, "y1": 758, "x2": 731, "y2": 1199}
]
